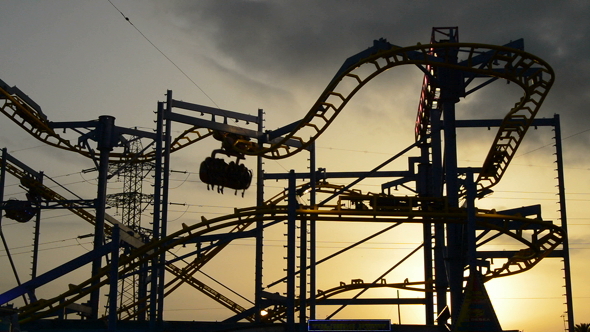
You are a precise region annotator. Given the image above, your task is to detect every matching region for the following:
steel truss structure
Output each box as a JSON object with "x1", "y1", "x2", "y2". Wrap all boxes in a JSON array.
[{"x1": 0, "y1": 27, "x2": 574, "y2": 332}]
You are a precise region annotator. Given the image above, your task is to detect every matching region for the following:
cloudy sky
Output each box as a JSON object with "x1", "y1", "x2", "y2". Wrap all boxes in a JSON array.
[{"x1": 1, "y1": 1, "x2": 589, "y2": 331}]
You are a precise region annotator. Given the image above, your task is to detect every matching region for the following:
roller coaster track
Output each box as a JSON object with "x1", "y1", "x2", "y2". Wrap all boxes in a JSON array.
[
  {"x1": 9, "y1": 184, "x2": 562, "y2": 323},
  {"x1": 255, "y1": 206, "x2": 563, "y2": 322},
  {"x1": 0, "y1": 84, "x2": 214, "y2": 163},
  {"x1": 0, "y1": 85, "x2": 95, "y2": 160},
  {"x1": 1, "y1": 154, "x2": 97, "y2": 227},
  {"x1": 0, "y1": 141, "x2": 244, "y2": 319},
  {"x1": 0, "y1": 152, "x2": 242, "y2": 320},
  {"x1": 2, "y1": 41, "x2": 553, "y2": 195},
  {"x1": 0, "y1": 39, "x2": 556, "y2": 323},
  {"x1": 227, "y1": 42, "x2": 554, "y2": 195},
  {"x1": 0, "y1": 159, "x2": 364, "y2": 323},
  {"x1": 0, "y1": 157, "x2": 563, "y2": 321},
  {"x1": 0, "y1": 154, "x2": 150, "y2": 247},
  {"x1": 0, "y1": 154, "x2": 345, "y2": 321},
  {"x1": 0, "y1": 152, "x2": 259, "y2": 320},
  {"x1": 117, "y1": 183, "x2": 365, "y2": 321}
]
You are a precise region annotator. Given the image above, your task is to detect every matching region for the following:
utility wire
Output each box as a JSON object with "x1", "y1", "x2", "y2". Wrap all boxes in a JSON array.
[
  {"x1": 106, "y1": 0, "x2": 220, "y2": 108},
  {"x1": 8, "y1": 145, "x2": 47, "y2": 153},
  {"x1": 0, "y1": 236, "x2": 84, "y2": 253},
  {"x1": 516, "y1": 127, "x2": 590, "y2": 158},
  {"x1": 0, "y1": 241, "x2": 93, "y2": 258}
]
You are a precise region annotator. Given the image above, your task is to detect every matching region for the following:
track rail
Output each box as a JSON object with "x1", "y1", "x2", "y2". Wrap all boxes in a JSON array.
[
  {"x1": 0, "y1": 87, "x2": 95, "y2": 159},
  {"x1": 0, "y1": 156, "x2": 360, "y2": 322},
  {"x1": 2, "y1": 42, "x2": 554, "y2": 195},
  {"x1": 0, "y1": 155, "x2": 97, "y2": 227},
  {"x1": 12, "y1": 189, "x2": 562, "y2": 323},
  {"x1": 0, "y1": 85, "x2": 214, "y2": 163},
  {"x1": 0, "y1": 39, "x2": 556, "y2": 323},
  {"x1": 0, "y1": 154, "x2": 251, "y2": 320},
  {"x1": 229, "y1": 42, "x2": 553, "y2": 196}
]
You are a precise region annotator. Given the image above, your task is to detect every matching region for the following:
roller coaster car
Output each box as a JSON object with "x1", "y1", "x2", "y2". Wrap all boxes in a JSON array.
[
  {"x1": 338, "y1": 194, "x2": 416, "y2": 211},
  {"x1": 481, "y1": 147, "x2": 509, "y2": 177},
  {"x1": 3, "y1": 176, "x2": 43, "y2": 222},
  {"x1": 20, "y1": 176, "x2": 44, "y2": 197},
  {"x1": 337, "y1": 194, "x2": 371, "y2": 211},
  {"x1": 372, "y1": 195, "x2": 449, "y2": 212},
  {"x1": 212, "y1": 130, "x2": 257, "y2": 153},
  {"x1": 199, "y1": 149, "x2": 252, "y2": 195},
  {"x1": 3, "y1": 196, "x2": 37, "y2": 223},
  {"x1": 371, "y1": 194, "x2": 417, "y2": 211},
  {"x1": 339, "y1": 194, "x2": 448, "y2": 213}
]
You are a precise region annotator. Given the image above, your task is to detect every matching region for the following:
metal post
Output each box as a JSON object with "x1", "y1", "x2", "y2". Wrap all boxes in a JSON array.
[
  {"x1": 255, "y1": 108, "x2": 265, "y2": 323},
  {"x1": 299, "y1": 214, "x2": 307, "y2": 327},
  {"x1": 31, "y1": 171, "x2": 43, "y2": 281},
  {"x1": 309, "y1": 141, "x2": 317, "y2": 320},
  {"x1": 156, "y1": 91, "x2": 173, "y2": 322},
  {"x1": 554, "y1": 114, "x2": 575, "y2": 332},
  {"x1": 287, "y1": 170, "x2": 297, "y2": 331},
  {"x1": 430, "y1": 110, "x2": 448, "y2": 324},
  {"x1": 465, "y1": 169, "x2": 477, "y2": 276},
  {"x1": 108, "y1": 224, "x2": 121, "y2": 332},
  {"x1": 438, "y1": 45, "x2": 464, "y2": 324},
  {"x1": 442, "y1": 103, "x2": 458, "y2": 202},
  {"x1": 150, "y1": 102, "x2": 164, "y2": 328},
  {"x1": 430, "y1": 109, "x2": 444, "y2": 197},
  {"x1": 138, "y1": 259, "x2": 148, "y2": 321},
  {"x1": 90, "y1": 115, "x2": 116, "y2": 320},
  {"x1": 419, "y1": 139, "x2": 434, "y2": 325}
]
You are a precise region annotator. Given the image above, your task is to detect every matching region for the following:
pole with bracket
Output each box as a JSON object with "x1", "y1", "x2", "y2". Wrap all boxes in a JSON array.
[{"x1": 90, "y1": 115, "x2": 116, "y2": 320}]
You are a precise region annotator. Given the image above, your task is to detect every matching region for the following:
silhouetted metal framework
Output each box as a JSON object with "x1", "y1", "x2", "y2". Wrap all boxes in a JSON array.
[
  {"x1": 105, "y1": 137, "x2": 154, "y2": 320},
  {"x1": 0, "y1": 27, "x2": 575, "y2": 332}
]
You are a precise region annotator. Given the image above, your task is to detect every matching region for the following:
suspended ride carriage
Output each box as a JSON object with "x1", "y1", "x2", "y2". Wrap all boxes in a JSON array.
[
  {"x1": 3, "y1": 196, "x2": 37, "y2": 223},
  {"x1": 199, "y1": 131, "x2": 254, "y2": 196},
  {"x1": 3, "y1": 176, "x2": 42, "y2": 223}
]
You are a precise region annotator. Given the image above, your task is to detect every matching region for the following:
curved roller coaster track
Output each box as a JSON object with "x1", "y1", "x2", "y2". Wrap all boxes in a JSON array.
[
  {"x1": 0, "y1": 27, "x2": 567, "y2": 330},
  {"x1": 1, "y1": 41, "x2": 553, "y2": 195},
  {"x1": 0, "y1": 177, "x2": 563, "y2": 323}
]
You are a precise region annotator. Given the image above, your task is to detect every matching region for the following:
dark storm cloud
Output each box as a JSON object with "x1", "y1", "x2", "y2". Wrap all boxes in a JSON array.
[
  {"x1": 164, "y1": 0, "x2": 590, "y2": 159},
  {"x1": 165, "y1": 1, "x2": 431, "y2": 78},
  {"x1": 165, "y1": 1, "x2": 587, "y2": 73}
]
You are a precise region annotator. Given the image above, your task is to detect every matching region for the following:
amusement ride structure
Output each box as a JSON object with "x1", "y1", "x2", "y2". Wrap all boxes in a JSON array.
[{"x1": 0, "y1": 27, "x2": 574, "y2": 332}]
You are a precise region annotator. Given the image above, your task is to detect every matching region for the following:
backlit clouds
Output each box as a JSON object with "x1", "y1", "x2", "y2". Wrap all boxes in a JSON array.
[{"x1": 0, "y1": 1, "x2": 588, "y2": 331}]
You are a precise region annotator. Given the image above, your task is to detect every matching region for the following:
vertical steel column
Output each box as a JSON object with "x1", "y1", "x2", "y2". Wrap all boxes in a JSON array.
[
  {"x1": 443, "y1": 103, "x2": 463, "y2": 325},
  {"x1": 108, "y1": 224, "x2": 120, "y2": 332},
  {"x1": 287, "y1": 170, "x2": 297, "y2": 330},
  {"x1": 430, "y1": 109, "x2": 444, "y2": 195},
  {"x1": 430, "y1": 110, "x2": 448, "y2": 324},
  {"x1": 437, "y1": 41, "x2": 464, "y2": 323},
  {"x1": 441, "y1": 103, "x2": 459, "y2": 202},
  {"x1": 31, "y1": 171, "x2": 43, "y2": 282},
  {"x1": 465, "y1": 169, "x2": 477, "y2": 276},
  {"x1": 155, "y1": 91, "x2": 173, "y2": 322},
  {"x1": 150, "y1": 102, "x2": 164, "y2": 328},
  {"x1": 90, "y1": 115, "x2": 116, "y2": 320},
  {"x1": 299, "y1": 215, "x2": 307, "y2": 328},
  {"x1": 255, "y1": 108, "x2": 265, "y2": 322},
  {"x1": 419, "y1": 139, "x2": 434, "y2": 325},
  {"x1": 137, "y1": 260, "x2": 148, "y2": 321},
  {"x1": 309, "y1": 141, "x2": 317, "y2": 320},
  {"x1": 554, "y1": 114, "x2": 575, "y2": 332}
]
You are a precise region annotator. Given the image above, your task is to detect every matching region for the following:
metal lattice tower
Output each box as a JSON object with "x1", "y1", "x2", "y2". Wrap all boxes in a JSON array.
[{"x1": 106, "y1": 137, "x2": 153, "y2": 320}]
